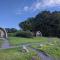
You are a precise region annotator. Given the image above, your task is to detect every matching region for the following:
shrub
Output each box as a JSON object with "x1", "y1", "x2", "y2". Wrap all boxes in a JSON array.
[
  {"x1": 8, "y1": 33, "x2": 15, "y2": 37},
  {"x1": 15, "y1": 31, "x2": 33, "y2": 38}
]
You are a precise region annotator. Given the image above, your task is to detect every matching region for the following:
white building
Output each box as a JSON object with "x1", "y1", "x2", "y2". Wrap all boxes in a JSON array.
[
  {"x1": 0, "y1": 28, "x2": 7, "y2": 38},
  {"x1": 36, "y1": 31, "x2": 42, "y2": 37}
]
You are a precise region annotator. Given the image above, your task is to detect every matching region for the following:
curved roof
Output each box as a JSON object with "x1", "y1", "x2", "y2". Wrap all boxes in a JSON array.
[{"x1": 0, "y1": 28, "x2": 7, "y2": 38}]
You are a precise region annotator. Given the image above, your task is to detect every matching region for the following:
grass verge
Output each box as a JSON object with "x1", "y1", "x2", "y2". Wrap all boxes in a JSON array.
[
  {"x1": 0, "y1": 39, "x2": 3, "y2": 47},
  {"x1": 31, "y1": 38, "x2": 60, "y2": 60},
  {"x1": 0, "y1": 47, "x2": 40, "y2": 60},
  {"x1": 9, "y1": 37, "x2": 48, "y2": 46}
]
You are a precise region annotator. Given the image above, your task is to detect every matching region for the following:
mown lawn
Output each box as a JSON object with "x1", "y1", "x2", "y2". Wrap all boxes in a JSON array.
[
  {"x1": 0, "y1": 39, "x2": 3, "y2": 47},
  {"x1": 7, "y1": 37, "x2": 60, "y2": 60},
  {"x1": 0, "y1": 47, "x2": 40, "y2": 60},
  {"x1": 8, "y1": 37, "x2": 48, "y2": 46},
  {"x1": 30, "y1": 38, "x2": 60, "y2": 60}
]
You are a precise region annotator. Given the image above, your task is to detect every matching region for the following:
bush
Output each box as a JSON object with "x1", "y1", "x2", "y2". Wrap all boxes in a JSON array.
[
  {"x1": 8, "y1": 33, "x2": 15, "y2": 37},
  {"x1": 15, "y1": 31, "x2": 33, "y2": 38}
]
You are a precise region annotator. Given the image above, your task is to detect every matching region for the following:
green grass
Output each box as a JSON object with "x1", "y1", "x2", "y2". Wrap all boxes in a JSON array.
[
  {"x1": 9, "y1": 37, "x2": 48, "y2": 46},
  {"x1": 0, "y1": 47, "x2": 40, "y2": 60},
  {"x1": 30, "y1": 38, "x2": 60, "y2": 60},
  {"x1": 0, "y1": 39, "x2": 3, "y2": 47},
  {"x1": 0, "y1": 36, "x2": 60, "y2": 60}
]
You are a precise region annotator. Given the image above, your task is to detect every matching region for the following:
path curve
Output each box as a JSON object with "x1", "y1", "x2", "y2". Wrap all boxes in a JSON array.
[
  {"x1": 1, "y1": 38, "x2": 10, "y2": 48},
  {"x1": 23, "y1": 44, "x2": 54, "y2": 60},
  {"x1": 0, "y1": 41, "x2": 54, "y2": 60}
]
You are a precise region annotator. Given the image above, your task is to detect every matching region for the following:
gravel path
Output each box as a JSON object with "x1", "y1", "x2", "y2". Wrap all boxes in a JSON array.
[
  {"x1": 1, "y1": 38, "x2": 10, "y2": 48},
  {"x1": 30, "y1": 47, "x2": 53, "y2": 60},
  {"x1": 23, "y1": 44, "x2": 54, "y2": 60}
]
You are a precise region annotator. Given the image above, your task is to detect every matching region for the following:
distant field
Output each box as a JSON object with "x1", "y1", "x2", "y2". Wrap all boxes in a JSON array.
[{"x1": 8, "y1": 37, "x2": 48, "y2": 46}]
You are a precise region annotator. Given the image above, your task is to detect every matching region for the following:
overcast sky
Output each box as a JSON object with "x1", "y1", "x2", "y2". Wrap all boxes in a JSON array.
[{"x1": 0, "y1": 0, "x2": 60, "y2": 29}]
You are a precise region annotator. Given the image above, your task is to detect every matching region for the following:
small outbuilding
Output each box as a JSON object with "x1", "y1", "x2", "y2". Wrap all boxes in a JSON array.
[
  {"x1": 0, "y1": 28, "x2": 7, "y2": 39},
  {"x1": 36, "y1": 31, "x2": 42, "y2": 37}
]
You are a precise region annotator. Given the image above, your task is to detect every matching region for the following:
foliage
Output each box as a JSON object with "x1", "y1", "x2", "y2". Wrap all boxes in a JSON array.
[
  {"x1": 8, "y1": 33, "x2": 15, "y2": 37},
  {"x1": 19, "y1": 11, "x2": 60, "y2": 37},
  {"x1": 15, "y1": 31, "x2": 33, "y2": 38},
  {"x1": 19, "y1": 18, "x2": 35, "y2": 31},
  {"x1": 5, "y1": 28, "x2": 17, "y2": 33}
]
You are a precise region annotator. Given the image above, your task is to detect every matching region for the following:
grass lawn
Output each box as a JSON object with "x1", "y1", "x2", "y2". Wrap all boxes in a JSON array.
[
  {"x1": 0, "y1": 47, "x2": 40, "y2": 60},
  {"x1": 0, "y1": 39, "x2": 3, "y2": 47},
  {"x1": 1, "y1": 37, "x2": 60, "y2": 60},
  {"x1": 30, "y1": 38, "x2": 60, "y2": 60},
  {"x1": 8, "y1": 37, "x2": 48, "y2": 46}
]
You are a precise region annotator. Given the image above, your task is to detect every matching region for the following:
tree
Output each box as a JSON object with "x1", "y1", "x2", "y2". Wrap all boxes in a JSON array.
[
  {"x1": 5, "y1": 28, "x2": 17, "y2": 33},
  {"x1": 19, "y1": 11, "x2": 60, "y2": 37},
  {"x1": 19, "y1": 17, "x2": 35, "y2": 31}
]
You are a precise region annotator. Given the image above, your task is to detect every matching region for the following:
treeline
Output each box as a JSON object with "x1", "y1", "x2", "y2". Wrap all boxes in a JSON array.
[
  {"x1": 19, "y1": 11, "x2": 60, "y2": 37},
  {"x1": 5, "y1": 28, "x2": 17, "y2": 33}
]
